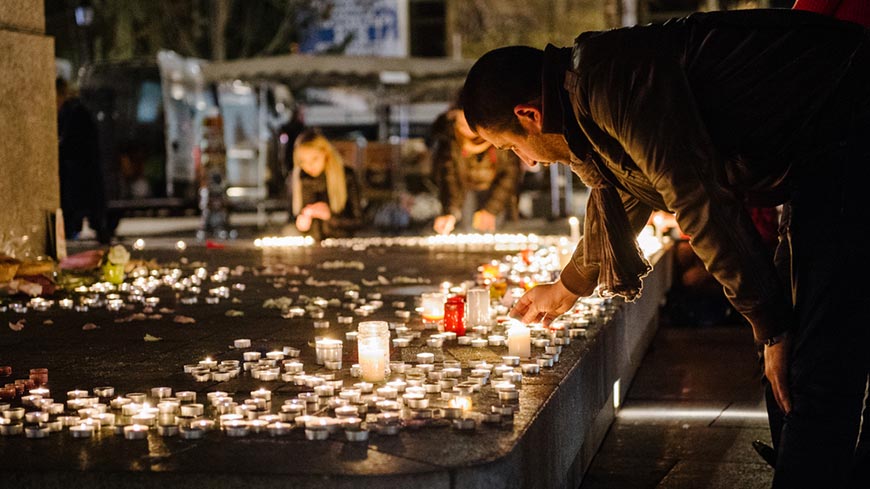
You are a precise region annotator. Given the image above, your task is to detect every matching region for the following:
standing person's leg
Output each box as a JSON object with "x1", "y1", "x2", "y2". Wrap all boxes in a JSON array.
[{"x1": 773, "y1": 137, "x2": 870, "y2": 487}]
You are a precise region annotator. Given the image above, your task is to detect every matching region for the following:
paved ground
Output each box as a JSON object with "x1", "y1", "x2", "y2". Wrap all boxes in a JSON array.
[{"x1": 580, "y1": 323, "x2": 775, "y2": 489}]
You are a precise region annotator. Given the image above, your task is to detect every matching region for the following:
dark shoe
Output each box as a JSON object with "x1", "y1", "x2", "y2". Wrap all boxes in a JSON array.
[{"x1": 752, "y1": 440, "x2": 777, "y2": 469}]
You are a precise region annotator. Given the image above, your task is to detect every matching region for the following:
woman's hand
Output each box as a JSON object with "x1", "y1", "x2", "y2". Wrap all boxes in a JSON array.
[
  {"x1": 433, "y1": 215, "x2": 456, "y2": 235},
  {"x1": 305, "y1": 202, "x2": 331, "y2": 220},
  {"x1": 295, "y1": 213, "x2": 312, "y2": 232},
  {"x1": 509, "y1": 280, "x2": 581, "y2": 326}
]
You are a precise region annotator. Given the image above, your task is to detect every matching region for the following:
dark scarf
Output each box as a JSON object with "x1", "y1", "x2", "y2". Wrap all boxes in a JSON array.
[
  {"x1": 544, "y1": 44, "x2": 651, "y2": 301},
  {"x1": 570, "y1": 152, "x2": 652, "y2": 302}
]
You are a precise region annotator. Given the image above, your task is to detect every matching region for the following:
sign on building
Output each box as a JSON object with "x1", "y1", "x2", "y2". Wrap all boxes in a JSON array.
[{"x1": 301, "y1": 0, "x2": 409, "y2": 57}]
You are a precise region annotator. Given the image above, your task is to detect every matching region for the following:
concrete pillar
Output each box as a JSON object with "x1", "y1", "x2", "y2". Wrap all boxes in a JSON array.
[{"x1": 0, "y1": 0, "x2": 58, "y2": 257}]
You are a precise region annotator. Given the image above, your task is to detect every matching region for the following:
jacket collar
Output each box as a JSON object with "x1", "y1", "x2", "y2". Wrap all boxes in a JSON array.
[{"x1": 541, "y1": 44, "x2": 573, "y2": 135}]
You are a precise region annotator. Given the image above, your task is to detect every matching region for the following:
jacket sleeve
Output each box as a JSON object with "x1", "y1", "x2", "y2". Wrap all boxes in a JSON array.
[
  {"x1": 576, "y1": 39, "x2": 792, "y2": 343},
  {"x1": 560, "y1": 188, "x2": 654, "y2": 295},
  {"x1": 482, "y1": 151, "x2": 520, "y2": 216},
  {"x1": 432, "y1": 139, "x2": 464, "y2": 219}
]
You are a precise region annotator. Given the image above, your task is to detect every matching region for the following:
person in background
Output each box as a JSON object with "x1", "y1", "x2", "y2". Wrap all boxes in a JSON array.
[
  {"x1": 461, "y1": 9, "x2": 870, "y2": 488},
  {"x1": 288, "y1": 129, "x2": 362, "y2": 241},
  {"x1": 430, "y1": 107, "x2": 520, "y2": 235},
  {"x1": 56, "y1": 78, "x2": 109, "y2": 244}
]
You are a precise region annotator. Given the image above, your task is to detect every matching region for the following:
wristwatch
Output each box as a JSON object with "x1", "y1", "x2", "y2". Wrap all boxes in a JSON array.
[{"x1": 761, "y1": 332, "x2": 788, "y2": 347}]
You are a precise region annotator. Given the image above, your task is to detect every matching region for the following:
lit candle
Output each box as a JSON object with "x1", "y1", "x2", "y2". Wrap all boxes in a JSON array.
[
  {"x1": 69, "y1": 423, "x2": 95, "y2": 438},
  {"x1": 568, "y1": 216, "x2": 580, "y2": 242},
  {"x1": 123, "y1": 424, "x2": 149, "y2": 440},
  {"x1": 420, "y1": 292, "x2": 445, "y2": 323},
  {"x1": 507, "y1": 322, "x2": 531, "y2": 359}
]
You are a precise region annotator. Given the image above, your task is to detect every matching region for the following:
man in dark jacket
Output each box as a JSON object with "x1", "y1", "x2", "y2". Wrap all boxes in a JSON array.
[{"x1": 461, "y1": 9, "x2": 870, "y2": 488}]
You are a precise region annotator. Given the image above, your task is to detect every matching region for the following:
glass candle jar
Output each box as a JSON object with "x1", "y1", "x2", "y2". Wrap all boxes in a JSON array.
[
  {"x1": 465, "y1": 288, "x2": 490, "y2": 329},
  {"x1": 420, "y1": 292, "x2": 445, "y2": 323},
  {"x1": 357, "y1": 321, "x2": 390, "y2": 383},
  {"x1": 443, "y1": 295, "x2": 466, "y2": 336}
]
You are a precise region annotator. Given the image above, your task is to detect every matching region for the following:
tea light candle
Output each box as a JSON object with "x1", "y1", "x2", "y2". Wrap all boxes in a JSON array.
[
  {"x1": 69, "y1": 423, "x2": 95, "y2": 438},
  {"x1": 315, "y1": 338, "x2": 343, "y2": 365},
  {"x1": 267, "y1": 422, "x2": 292, "y2": 436},
  {"x1": 93, "y1": 386, "x2": 114, "y2": 398},
  {"x1": 131, "y1": 412, "x2": 156, "y2": 426},
  {"x1": 392, "y1": 338, "x2": 410, "y2": 348},
  {"x1": 502, "y1": 355, "x2": 521, "y2": 366},
  {"x1": 334, "y1": 405, "x2": 359, "y2": 418},
  {"x1": 157, "y1": 424, "x2": 179, "y2": 437},
  {"x1": 58, "y1": 298, "x2": 74, "y2": 309},
  {"x1": 338, "y1": 389, "x2": 361, "y2": 404},
  {"x1": 198, "y1": 358, "x2": 218, "y2": 369},
  {"x1": 471, "y1": 338, "x2": 488, "y2": 348},
  {"x1": 251, "y1": 388, "x2": 272, "y2": 402},
  {"x1": 402, "y1": 392, "x2": 428, "y2": 409},
  {"x1": 67, "y1": 389, "x2": 89, "y2": 400},
  {"x1": 453, "y1": 417, "x2": 476, "y2": 431},
  {"x1": 25, "y1": 425, "x2": 50, "y2": 439},
  {"x1": 521, "y1": 363, "x2": 540, "y2": 375},
  {"x1": 488, "y1": 335, "x2": 506, "y2": 346},
  {"x1": 416, "y1": 352, "x2": 435, "y2": 364},
  {"x1": 376, "y1": 386, "x2": 398, "y2": 400},
  {"x1": 151, "y1": 387, "x2": 172, "y2": 399},
  {"x1": 25, "y1": 411, "x2": 48, "y2": 424},
  {"x1": 124, "y1": 424, "x2": 149, "y2": 440},
  {"x1": 337, "y1": 315, "x2": 354, "y2": 325},
  {"x1": 224, "y1": 420, "x2": 250, "y2": 437}
]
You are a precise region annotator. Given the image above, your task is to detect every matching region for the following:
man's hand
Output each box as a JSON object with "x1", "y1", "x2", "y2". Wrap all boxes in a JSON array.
[
  {"x1": 764, "y1": 336, "x2": 792, "y2": 415},
  {"x1": 304, "y1": 202, "x2": 331, "y2": 221},
  {"x1": 295, "y1": 213, "x2": 312, "y2": 232},
  {"x1": 433, "y1": 215, "x2": 457, "y2": 235},
  {"x1": 509, "y1": 280, "x2": 580, "y2": 326},
  {"x1": 472, "y1": 210, "x2": 496, "y2": 233}
]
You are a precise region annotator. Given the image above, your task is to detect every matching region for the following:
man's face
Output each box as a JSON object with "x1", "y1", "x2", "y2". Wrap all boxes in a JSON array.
[{"x1": 476, "y1": 122, "x2": 570, "y2": 168}]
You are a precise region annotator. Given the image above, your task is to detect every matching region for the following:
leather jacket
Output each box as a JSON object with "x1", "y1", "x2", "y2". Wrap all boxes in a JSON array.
[{"x1": 552, "y1": 9, "x2": 870, "y2": 342}]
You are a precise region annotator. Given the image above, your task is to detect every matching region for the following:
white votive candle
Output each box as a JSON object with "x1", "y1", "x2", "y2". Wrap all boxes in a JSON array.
[{"x1": 507, "y1": 323, "x2": 531, "y2": 359}]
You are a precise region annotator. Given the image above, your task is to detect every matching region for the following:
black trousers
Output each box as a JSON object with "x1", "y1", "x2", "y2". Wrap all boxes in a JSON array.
[{"x1": 768, "y1": 127, "x2": 870, "y2": 488}]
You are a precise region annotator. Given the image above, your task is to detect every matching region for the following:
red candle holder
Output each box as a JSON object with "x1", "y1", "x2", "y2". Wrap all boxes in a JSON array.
[{"x1": 443, "y1": 295, "x2": 466, "y2": 336}]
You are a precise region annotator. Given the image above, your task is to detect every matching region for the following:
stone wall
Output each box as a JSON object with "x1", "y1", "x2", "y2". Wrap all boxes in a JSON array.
[{"x1": 0, "y1": 0, "x2": 58, "y2": 257}]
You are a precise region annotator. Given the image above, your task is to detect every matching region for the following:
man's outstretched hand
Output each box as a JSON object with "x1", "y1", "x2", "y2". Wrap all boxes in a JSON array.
[{"x1": 509, "y1": 280, "x2": 580, "y2": 327}]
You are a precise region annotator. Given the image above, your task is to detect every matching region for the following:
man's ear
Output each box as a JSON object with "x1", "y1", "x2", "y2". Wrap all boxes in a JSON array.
[{"x1": 513, "y1": 104, "x2": 543, "y2": 132}]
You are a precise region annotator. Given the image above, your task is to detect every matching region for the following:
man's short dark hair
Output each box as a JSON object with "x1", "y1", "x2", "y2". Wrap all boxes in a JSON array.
[{"x1": 460, "y1": 46, "x2": 543, "y2": 134}]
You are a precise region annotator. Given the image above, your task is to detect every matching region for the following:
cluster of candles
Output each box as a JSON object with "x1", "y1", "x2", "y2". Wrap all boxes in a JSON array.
[
  {"x1": 1, "y1": 229, "x2": 634, "y2": 443},
  {"x1": 254, "y1": 233, "x2": 565, "y2": 251},
  {"x1": 0, "y1": 263, "x2": 246, "y2": 315}
]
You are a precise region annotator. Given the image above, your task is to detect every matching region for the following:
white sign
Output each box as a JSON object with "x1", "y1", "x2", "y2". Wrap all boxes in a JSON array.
[{"x1": 302, "y1": 0, "x2": 409, "y2": 57}]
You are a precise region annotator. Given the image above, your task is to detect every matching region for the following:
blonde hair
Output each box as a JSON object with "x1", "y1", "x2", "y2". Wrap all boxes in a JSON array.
[{"x1": 291, "y1": 130, "x2": 348, "y2": 216}]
